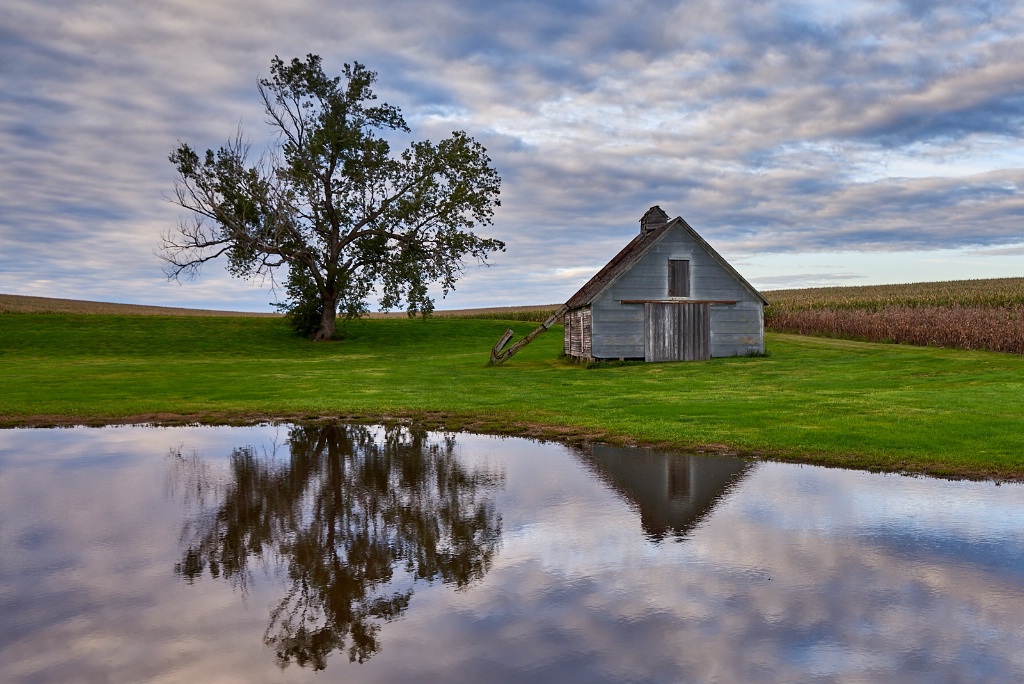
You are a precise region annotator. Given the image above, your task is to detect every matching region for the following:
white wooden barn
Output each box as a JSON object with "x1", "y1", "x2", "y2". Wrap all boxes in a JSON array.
[{"x1": 563, "y1": 207, "x2": 768, "y2": 362}]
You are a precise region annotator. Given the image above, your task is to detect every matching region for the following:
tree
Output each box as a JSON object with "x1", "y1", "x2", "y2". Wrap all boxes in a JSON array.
[{"x1": 162, "y1": 55, "x2": 503, "y2": 340}]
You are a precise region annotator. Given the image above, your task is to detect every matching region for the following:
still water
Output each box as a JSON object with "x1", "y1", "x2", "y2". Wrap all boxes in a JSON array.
[{"x1": 1, "y1": 424, "x2": 1022, "y2": 683}]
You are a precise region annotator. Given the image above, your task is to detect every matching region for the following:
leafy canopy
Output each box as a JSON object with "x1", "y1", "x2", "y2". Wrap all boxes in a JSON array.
[{"x1": 163, "y1": 55, "x2": 503, "y2": 339}]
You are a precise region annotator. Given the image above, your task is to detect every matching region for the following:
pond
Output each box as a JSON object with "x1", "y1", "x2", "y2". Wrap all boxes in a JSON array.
[{"x1": 1, "y1": 424, "x2": 1022, "y2": 683}]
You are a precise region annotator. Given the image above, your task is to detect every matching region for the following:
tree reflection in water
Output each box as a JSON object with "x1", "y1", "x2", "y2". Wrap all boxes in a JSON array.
[{"x1": 172, "y1": 423, "x2": 504, "y2": 669}]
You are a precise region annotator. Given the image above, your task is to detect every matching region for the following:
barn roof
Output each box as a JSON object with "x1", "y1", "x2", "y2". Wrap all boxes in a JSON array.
[{"x1": 565, "y1": 213, "x2": 769, "y2": 309}]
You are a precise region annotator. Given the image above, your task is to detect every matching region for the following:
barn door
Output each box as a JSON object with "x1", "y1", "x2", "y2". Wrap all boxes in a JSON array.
[{"x1": 644, "y1": 302, "x2": 710, "y2": 362}]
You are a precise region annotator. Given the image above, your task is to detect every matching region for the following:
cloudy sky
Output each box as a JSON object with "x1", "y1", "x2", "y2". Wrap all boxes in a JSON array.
[{"x1": 3, "y1": 0, "x2": 1023, "y2": 311}]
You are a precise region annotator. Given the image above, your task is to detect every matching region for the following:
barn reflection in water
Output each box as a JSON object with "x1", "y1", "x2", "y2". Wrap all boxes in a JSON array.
[{"x1": 574, "y1": 445, "x2": 752, "y2": 541}]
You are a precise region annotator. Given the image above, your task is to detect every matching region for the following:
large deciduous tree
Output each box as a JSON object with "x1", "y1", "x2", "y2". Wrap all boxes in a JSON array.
[{"x1": 162, "y1": 55, "x2": 503, "y2": 340}]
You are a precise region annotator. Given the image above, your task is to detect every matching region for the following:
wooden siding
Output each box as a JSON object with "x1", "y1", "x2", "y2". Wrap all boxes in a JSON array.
[
  {"x1": 709, "y1": 301, "x2": 764, "y2": 357},
  {"x1": 589, "y1": 224, "x2": 764, "y2": 359},
  {"x1": 564, "y1": 306, "x2": 593, "y2": 358},
  {"x1": 668, "y1": 259, "x2": 690, "y2": 297},
  {"x1": 644, "y1": 302, "x2": 710, "y2": 361},
  {"x1": 564, "y1": 309, "x2": 575, "y2": 355},
  {"x1": 581, "y1": 307, "x2": 592, "y2": 357}
]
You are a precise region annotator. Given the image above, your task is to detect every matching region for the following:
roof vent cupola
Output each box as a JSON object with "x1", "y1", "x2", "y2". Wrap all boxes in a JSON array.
[{"x1": 639, "y1": 206, "x2": 670, "y2": 234}]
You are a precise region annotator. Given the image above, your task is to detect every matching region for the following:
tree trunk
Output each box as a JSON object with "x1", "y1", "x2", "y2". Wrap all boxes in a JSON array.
[{"x1": 313, "y1": 294, "x2": 338, "y2": 341}]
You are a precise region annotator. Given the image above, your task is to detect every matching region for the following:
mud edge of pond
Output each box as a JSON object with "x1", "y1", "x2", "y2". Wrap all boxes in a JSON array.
[{"x1": 1, "y1": 410, "x2": 1020, "y2": 484}]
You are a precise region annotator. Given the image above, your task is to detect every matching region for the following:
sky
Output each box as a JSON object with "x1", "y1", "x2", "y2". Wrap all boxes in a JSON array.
[{"x1": 2, "y1": 0, "x2": 1023, "y2": 312}]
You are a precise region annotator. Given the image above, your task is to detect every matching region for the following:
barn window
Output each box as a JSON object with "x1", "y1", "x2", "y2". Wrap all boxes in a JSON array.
[{"x1": 668, "y1": 259, "x2": 690, "y2": 297}]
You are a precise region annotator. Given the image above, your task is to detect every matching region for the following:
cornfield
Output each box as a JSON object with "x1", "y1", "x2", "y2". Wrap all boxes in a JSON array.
[
  {"x1": 765, "y1": 278, "x2": 1024, "y2": 354},
  {"x1": 436, "y1": 308, "x2": 561, "y2": 323}
]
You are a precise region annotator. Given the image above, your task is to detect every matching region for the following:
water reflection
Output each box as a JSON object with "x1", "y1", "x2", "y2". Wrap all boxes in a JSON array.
[
  {"x1": 3, "y1": 425, "x2": 1024, "y2": 683},
  {"x1": 574, "y1": 445, "x2": 752, "y2": 541},
  {"x1": 171, "y1": 424, "x2": 504, "y2": 668}
]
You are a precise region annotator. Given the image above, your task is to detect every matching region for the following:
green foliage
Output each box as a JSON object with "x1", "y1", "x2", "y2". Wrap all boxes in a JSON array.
[
  {"x1": 274, "y1": 267, "x2": 325, "y2": 338},
  {"x1": 3, "y1": 313, "x2": 1024, "y2": 480},
  {"x1": 163, "y1": 55, "x2": 503, "y2": 340}
]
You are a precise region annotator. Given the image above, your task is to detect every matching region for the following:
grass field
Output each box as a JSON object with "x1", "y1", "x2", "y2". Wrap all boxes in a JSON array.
[{"x1": 2, "y1": 307, "x2": 1023, "y2": 480}]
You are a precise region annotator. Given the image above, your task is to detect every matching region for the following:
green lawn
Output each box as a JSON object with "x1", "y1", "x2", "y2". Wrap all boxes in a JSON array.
[{"x1": 2, "y1": 313, "x2": 1023, "y2": 479}]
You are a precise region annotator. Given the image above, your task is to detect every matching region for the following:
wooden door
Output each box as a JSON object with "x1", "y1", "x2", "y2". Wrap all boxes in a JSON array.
[{"x1": 644, "y1": 302, "x2": 710, "y2": 362}]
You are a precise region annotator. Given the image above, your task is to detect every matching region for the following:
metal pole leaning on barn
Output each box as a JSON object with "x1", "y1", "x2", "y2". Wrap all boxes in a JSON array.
[{"x1": 489, "y1": 303, "x2": 570, "y2": 365}]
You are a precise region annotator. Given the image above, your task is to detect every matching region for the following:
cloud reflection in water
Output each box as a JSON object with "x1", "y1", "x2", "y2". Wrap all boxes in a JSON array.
[{"x1": 0, "y1": 425, "x2": 1022, "y2": 682}]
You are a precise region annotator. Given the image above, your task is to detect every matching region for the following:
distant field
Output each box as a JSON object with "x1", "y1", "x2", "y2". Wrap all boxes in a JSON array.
[
  {"x1": 765, "y1": 277, "x2": 1024, "y2": 354},
  {"x1": 428, "y1": 305, "x2": 561, "y2": 322},
  {"x1": 0, "y1": 293, "x2": 559, "y2": 321},
  {"x1": 0, "y1": 294, "x2": 282, "y2": 317}
]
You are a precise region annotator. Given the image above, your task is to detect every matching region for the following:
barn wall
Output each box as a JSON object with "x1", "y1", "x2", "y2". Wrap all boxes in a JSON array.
[
  {"x1": 589, "y1": 225, "x2": 764, "y2": 359},
  {"x1": 564, "y1": 306, "x2": 593, "y2": 358},
  {"x1": 708, "y1": 301, "x2": 764, "y2": 357},
  {"x1": 564, "y1": 310, "x2": 574, "y2": 355}
]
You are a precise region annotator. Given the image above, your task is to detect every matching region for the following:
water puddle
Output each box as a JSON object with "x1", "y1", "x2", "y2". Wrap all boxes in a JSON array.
[{"x1": 1, "y1": 424, "x2": 1022, "y2": 682}]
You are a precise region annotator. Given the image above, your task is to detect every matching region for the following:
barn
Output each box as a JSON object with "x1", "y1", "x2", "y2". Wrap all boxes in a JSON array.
[{"x1": 563, "y1": 207, "x2": 768, "y2": 362}]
